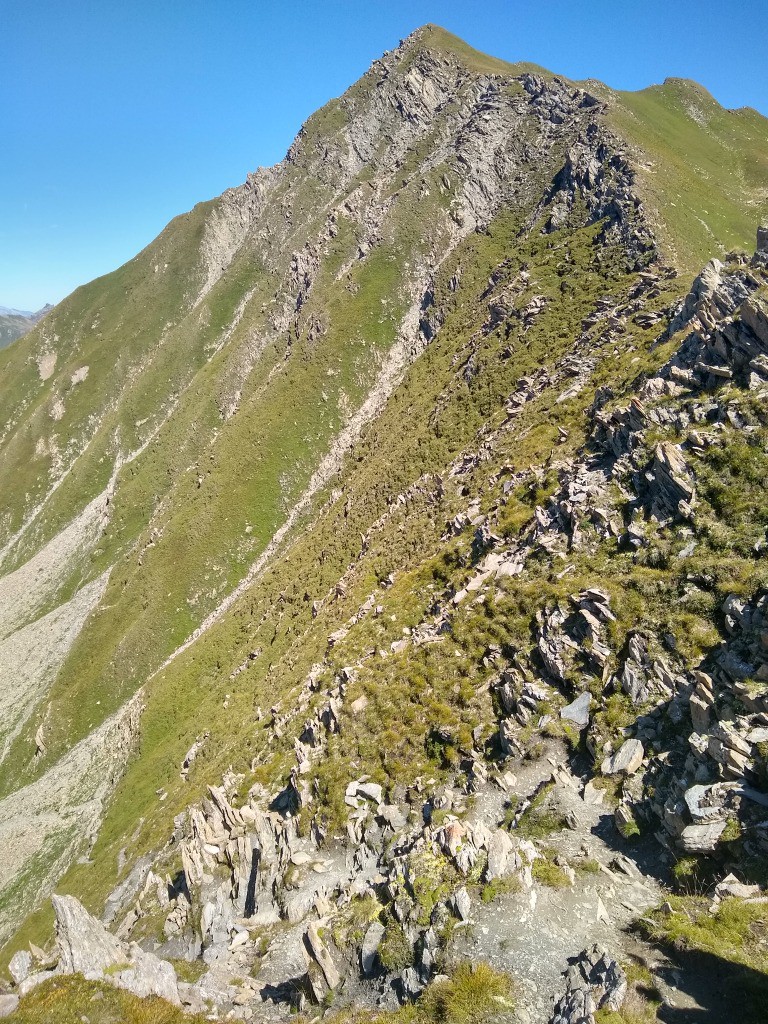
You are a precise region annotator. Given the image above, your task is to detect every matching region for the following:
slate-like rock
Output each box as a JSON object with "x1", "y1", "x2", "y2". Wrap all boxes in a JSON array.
[
  {"x1": 53, "y1": 893, "x2": 127, "y2": 975},
  {"x1": 361, "y1": 921, "x2": 385, "y2": 975},
  {"x1": 561, "y1": 691, "x2": 592, "y2": 728},
  {"x1": 601, "y1": 739, "x2": 644, "y2": 775},
  {"x1": 52, "y1": 894, "x2": 179, "y2": 1005}
]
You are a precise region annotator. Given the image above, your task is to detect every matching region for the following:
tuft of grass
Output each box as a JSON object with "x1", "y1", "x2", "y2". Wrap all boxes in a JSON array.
[
  {"x1": 532, "y1": 857, "x2": 571, "y2": 889},
  {"x1": 420, "y1": 962, "x2": 515, "y2": 1024},
  {"x1": 480, "y1": 876, "x2": 522, "y2": 903},
  {"x1": 378, "y1": 920, "x2": 414, "y2": 973},
  {"x1": 4, "y1": 974, "x2": 214, "y2": 1023}
]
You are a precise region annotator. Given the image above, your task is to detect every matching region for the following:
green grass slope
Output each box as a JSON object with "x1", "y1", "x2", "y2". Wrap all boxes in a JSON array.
[
  {"x1": 609, "y1": 77, "x2": 768, "y2": 272},
  {"x1": 1, "y1": 23, "x2": 768, "y2": 968}
]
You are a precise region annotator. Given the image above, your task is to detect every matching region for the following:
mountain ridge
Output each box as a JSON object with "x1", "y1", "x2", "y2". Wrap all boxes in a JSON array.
[{"x1": 0, "y1": 25, "x2": 767, "y2": 1024}]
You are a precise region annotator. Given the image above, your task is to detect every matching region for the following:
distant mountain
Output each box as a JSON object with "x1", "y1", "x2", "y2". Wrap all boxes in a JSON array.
[{"x1": 0, "y1": 303, "x2": 53, "y2": 349}]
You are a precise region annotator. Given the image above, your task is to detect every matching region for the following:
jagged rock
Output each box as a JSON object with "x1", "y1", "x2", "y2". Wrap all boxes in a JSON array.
[
  {"x1": 302, "y1": 922, "x2": 341, "y2": 1002},
  {"x1": 52, "y1": 894, "x2": 180, "y2": 1004},
  {"x1": 551, "y1": 946, "x2": 626, "y2": 1024},
  {"x1": 561, "y1": 692, "x2": 592, "y2": 729},
  {"x1": 601, "y1": 739, "x2": 644, "y2": 776},
  {"x1": 53, "y1": 893, "x2": 128, "y2": 975},
  {"x1": 8, "y1": 950, "x2": 32, "y2": 985}
]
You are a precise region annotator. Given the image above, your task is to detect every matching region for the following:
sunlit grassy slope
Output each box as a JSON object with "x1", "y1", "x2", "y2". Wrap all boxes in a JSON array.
[
  {"x1": 610, "y1": 78, "x2": 768, "y2": 271},
  {"x1": 1, "y1": 23, "x2": 768, "y2": 965}
]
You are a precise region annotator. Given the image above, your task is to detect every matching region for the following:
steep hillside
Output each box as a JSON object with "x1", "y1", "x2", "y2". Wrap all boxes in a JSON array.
[{"x1": 1, "y1": 24, "x2": 767, "y2": 1024}]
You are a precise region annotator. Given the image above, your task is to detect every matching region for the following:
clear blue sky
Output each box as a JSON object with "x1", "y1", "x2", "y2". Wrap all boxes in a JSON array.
[{"x1": 2, "y1": 0, "x2": 767, "y2": 310}]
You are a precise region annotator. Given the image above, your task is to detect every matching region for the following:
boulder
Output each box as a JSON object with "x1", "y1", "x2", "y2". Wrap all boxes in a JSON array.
[
  {"x1": 17, "y1": 972, "x2": 56, "y2": 996},
  {"x1": 601, "y1": 739, "x2": 644, "y2": 776},
  {"x1": 679, "y1": 821, "x2": 726, "y2": 853},
  {"x1": 684, "y1": 783, "x2": 730, "y2": 823}
]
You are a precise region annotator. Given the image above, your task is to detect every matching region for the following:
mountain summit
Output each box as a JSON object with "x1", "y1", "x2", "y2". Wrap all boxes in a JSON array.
[{"x1": 0, "y1": 26, "x2": 767, "y2": 1023}]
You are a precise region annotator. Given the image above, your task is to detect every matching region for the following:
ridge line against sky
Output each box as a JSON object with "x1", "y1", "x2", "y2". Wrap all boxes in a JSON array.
[{"x1": 2, "y1": 0, "x2": 767, "y2": 310}]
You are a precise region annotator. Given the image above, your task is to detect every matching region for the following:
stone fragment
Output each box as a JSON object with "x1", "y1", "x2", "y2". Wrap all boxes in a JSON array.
[
  {"x1": 486, "y1": 828, "x2": 517, "y2": 881},
  {"x1": 8, "y1": 950, "x2": 32, "y2": 985},
  {"x1": 0, "y1": 995, "x2": 19, "y2": 1018},
  {"x1": 453, "y1": 886, "x2": 471, "y2": 921},
  {"x1": 601, "y1": 739, "x2": 644, "y2": 776},
  {"x1": 560, "y1": 691, "x2": 592, "y2": 729},
  {"x1": 361, "y1": 921, "x2": 385, "y2": 976}
]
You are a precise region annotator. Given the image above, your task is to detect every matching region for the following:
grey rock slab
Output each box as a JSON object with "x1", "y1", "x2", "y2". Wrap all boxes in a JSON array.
[
  {"x1": 679, "y1": 821, "x2": 726, "y2": 852},
  {"x1": 361, "y1": 920, "x2": 385, "y2": 975},
  {"x1": 357, "y1": 782, "x2": 383, "y2": 804},
  {"x1": 560, "y1": 692, "x2": 592, "y2": 729},
  {"x1": 302, "y1": 922, "x2": 341, "y2": 997},
  {"x1": 8, "y1": 950, "x2": 32, "y2": 985},
  {"x1": 0, "y1": 995, "x2": 19, "y2": 1018},
  {"x1": 17, "y1": 971, "x2": 56, "y2": 996},
  {"x1": 601, "y1": 739, "x2": 644, "y2": 776},
  {"x1": 52, "y1": 893, "x2": 126, "y2": 975}
]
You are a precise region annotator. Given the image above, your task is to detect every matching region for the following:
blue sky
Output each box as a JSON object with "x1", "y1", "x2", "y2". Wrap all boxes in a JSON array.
[{"x1": 2, "y1": 0, "x2": 767, "y2": 310}]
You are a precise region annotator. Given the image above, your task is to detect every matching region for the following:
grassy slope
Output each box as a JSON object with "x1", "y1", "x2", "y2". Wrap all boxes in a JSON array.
[
  {"x1": 609, "y1": 78, "x2": 768, "y2": 272},
  {"x1": 4, "y1": 206, "x2": 683, "y2": 956}
]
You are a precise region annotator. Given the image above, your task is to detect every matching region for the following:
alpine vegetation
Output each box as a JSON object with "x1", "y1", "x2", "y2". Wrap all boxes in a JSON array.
[{"x1": 1, "y1": 25, "x2": 768, "y2": 1024}]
